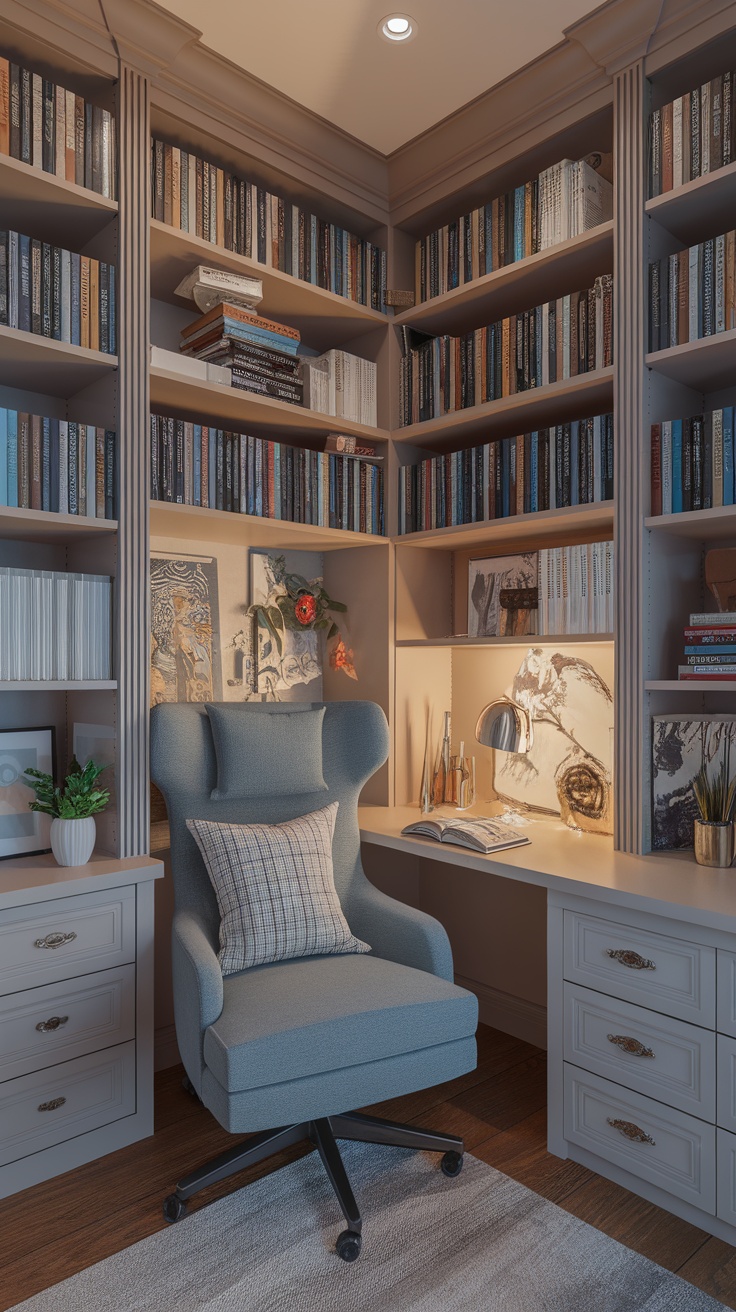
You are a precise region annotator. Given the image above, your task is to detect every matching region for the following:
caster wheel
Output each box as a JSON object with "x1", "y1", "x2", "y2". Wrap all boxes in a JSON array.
[
  {"x1": 336, "y1": 1229, "x2": 362, "y2": 1262},
  {"x1": 163, "y1": 1194, "x2": 187, "y2": 1223},
  {"x1": 441, "y1": 1151, "x2": 464, "y2": 1178}
]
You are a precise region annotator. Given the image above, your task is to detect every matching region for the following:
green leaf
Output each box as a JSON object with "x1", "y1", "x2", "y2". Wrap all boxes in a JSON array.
[
  {"x1": 327, "y1": 622, "x2": 338, "y2": 640},
  {"x1": 327, "y1": 600, "x2": 347, "y2": 613}
]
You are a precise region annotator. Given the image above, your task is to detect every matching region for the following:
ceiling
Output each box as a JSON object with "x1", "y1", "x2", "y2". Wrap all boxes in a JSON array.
[{"x1": 154, "y1": 0, "x2": 603, "y2": 155}]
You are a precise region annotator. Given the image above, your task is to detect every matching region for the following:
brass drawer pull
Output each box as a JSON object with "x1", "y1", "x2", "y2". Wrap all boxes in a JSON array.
[
  {"x1": 607, "y1": 1033, "x2": 655, "y2": 1058},
  {"x1": 605, "y1": 948, "x2": 655, "y2": 971},
  {"x1": 35, "y1": 1016, "x2": 69, "y2": 1033},
  {"x1": 38, "y1": 1097, "x2": 66, "y2": 1112},
  {"x1": 34, "y1": 931, "x2": 77, "y2": 950},
  {"x1": 607, "y1": 1117, "x2": 655, "y2": 1145}
]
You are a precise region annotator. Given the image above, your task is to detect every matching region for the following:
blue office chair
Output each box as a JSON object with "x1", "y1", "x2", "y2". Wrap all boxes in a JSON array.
[{"x1": 151, "y1": 701, "x2": 478, "y2": 1260}]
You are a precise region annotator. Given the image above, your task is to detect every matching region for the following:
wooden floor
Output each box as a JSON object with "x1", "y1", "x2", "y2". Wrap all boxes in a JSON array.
[{"x1": 2, "y1": 1024, "x2": 736, "y2": 1309}]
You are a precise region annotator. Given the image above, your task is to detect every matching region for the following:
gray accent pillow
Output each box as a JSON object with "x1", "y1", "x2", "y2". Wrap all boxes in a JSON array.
[
  {"x1": 186, "y1": 803, "x2": 370, "y2": 974},
  {"x1": 206, "y1": 703, "x2": 327, "y2": 799}
]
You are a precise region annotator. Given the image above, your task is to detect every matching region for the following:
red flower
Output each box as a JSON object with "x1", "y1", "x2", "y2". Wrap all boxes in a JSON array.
[{"x1": 294, "y1": 593, "x2": 317, "y2": 625}]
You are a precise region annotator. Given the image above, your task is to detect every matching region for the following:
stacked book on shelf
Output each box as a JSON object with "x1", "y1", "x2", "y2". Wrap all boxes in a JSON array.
[
  {"x1": 415, "y1": 154, "x2": 612, "y2": 302},
  {"x1": 399, "y1": 275, "x2": 613, "y2": 426},
  {"x1": 0, "y1": 230, "x2": 116, "y2": 352},
  {"x1": 679, "y1": 612, "x2": 736, "y2": 681},
  {"x1": 149, "y1": 414, "x2": 384, "y2": 535},
  {"x1": 151, "y1": 137, "x2": 387, "y2": 311},
  {"x1": 0, "y1": 57, "x2": 116, "y2": 198},
  {"x1": 398, "y1": 412, "x2": 614, "y2": 534},
  {"x1": 648, "y1": 229, "x2": 736, "y2": 350},
  {"x1": 301, "y1": 350, "x2": 377, "y2": 427},
  {"x1": 651, "y1": 408, "x2": 735, "y2": 514},
  {"x1": 0, "y1": 567, "x2": 112, "y2": 680},
  {"x1": 538, "y1": 540, "x2": 614, "y2": 634},
  {"x1": 179, "y1": 301, "x2": 303, "y2": 405},
  {"x1": 0, "y1": 409, "x2": 115, "y2": 517},
  {"x1": 648, "y1": 70, "x2": 735, "y2": 197}
]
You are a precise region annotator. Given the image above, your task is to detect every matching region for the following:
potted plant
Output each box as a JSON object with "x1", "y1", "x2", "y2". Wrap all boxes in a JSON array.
[
  {"x1": 692, "y1": 734, "x2": 736, "y2": 867},
  {"x1": 23, "y1": 758, "x2": 110, "y2": 867}
]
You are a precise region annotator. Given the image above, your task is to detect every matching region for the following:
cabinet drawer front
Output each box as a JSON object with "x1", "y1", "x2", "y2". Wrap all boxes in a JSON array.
[
  {"x1": 564, "y1": 983, "x2": 715, "y2": 1120},
  {"x1": 0, "y1": 1041, "x2": 136, "y2": 1167},
  {"x1": 564, "y1": 1064, "x2": 716, "y2": 1212},
  {"x1": 717, "y1": 1034, "x2": 736, "y2": 1133},
  {"x1": 0, "y1": 965, "x2": 136, "y2": 1082},
  {"x1": 563, "y1": 910, "x2": 715, "y2": 1025},
  {"x1": 717, "y1": 1129, "x2": 736, "y2": 1226},
  {"x1": 0, "y1": 888, "x2": 136, "y2": 994},
  {"x1": 717, "y1": 952, "x2": 736, "y2": 1037}
]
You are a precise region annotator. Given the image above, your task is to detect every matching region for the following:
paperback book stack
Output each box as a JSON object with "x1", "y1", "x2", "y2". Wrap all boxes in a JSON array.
[
  {"x1": 150, "y1": 415, "x2": 383, "y2": 535},
  {"x1": 538, "y1": 541, "x2": 614, "y2": 635},
  {"x1": 179, "y1": 301, "x2": 302, "y2": 405},
  {"x1": 648, "y1": 229, "x2": 736, "y2": 350},
  {"x1": 0, "y1": 230, "x2": 116, "y2": 353},
  {"x1": 0, "y1": 567, "x2": 112, "y2": 680},
  {"x1": 0, "y1": 409, "x2": 115, "y2": 517},
  {"x1": 415, "y1": 154, "x2": 612, "y2": 301},
  {"x1": 651, "y1": 409, "x2": 736, "y2": 515},
  {"x1": 649, "y1": 70, "x2": 735, "y2": 197},
  {"x1": 301, "y1": 350, "x2": 377, "y2": 427},
  {"x1": 151, "y1": 138, "x2": 387, "y2": 311},
  {"x1": 679, "y1": 613, "x2": 736, "y2": 681},
  {"x1": 0, "y1": 57, "x2": 116, "y2": 198},
  {"x1": 399, "y1": 275, "x2": 613, "y2": 426},
  {"x1": 398, "y1": 413, "x2": 613, "y2": 534}
]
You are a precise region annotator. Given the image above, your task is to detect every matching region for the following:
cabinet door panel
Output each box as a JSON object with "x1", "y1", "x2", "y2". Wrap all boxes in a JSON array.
[
  {"x1": 0, "y1": 965, "x2": 135, "y2": 1082},
  {"x1": 0, "y1": 887, "x2": 136, "y2": 994}
]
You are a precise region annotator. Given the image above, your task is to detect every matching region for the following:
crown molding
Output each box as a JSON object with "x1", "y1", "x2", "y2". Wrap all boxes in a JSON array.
[
  {"x1": 644, "y1": 0, "x2": 736, "y2": 75},
  {"x1": 0, "y1": 0, "x2": 118, "y2": 76},
  {"x1": 98, "y1": 0, "x2": 199, "y2": 76},
  {"x1": 565, "y1": 0, "x2": 666, "y2": 75}
]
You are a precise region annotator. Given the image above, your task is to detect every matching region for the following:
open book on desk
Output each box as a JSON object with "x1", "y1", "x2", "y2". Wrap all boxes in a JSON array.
[{"x1": 400, "y1": 815, "x2": 531, "y2": 855}]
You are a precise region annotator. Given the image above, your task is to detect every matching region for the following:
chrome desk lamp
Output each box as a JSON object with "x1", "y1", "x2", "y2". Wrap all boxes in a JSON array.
[{"x1": 475, "y1": 697, "x2": 533, "y2": 754}]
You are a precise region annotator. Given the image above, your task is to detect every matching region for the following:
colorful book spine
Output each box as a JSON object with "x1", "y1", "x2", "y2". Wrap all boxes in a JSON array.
[
  {"x1": 0, "y1": 229, "x2": 115, "y2": 353},
  {"x1": 650, "y1": 409, "x2": 735, "y2": 515},
  {"x1": 0, "y1": 408, "x2": 115, "y2": 518},
  {"x1": 649, "y1": 70, "x2": 735, "y2": 198},
  {"x1": 648, "y1": 228, "x2": 736, "y2": 350}
]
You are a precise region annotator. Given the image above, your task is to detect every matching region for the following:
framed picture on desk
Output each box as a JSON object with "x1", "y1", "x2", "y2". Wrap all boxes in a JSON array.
[{"x1": 0, "y1": 726, "x2": 55, "y2": 859}]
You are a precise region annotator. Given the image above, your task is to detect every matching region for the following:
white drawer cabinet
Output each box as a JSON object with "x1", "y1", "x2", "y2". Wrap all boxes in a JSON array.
[{"x1": 0, "y1": 887, "x2": 136, "y2": 994}]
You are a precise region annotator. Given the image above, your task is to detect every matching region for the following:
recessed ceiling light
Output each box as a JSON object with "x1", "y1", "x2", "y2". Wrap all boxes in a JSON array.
[{"x1": 378, "y1": 13, "x2": 417, "y2": 43}]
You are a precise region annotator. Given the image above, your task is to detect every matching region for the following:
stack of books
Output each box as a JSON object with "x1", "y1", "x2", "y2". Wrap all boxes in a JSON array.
[
  {"x1": 648, "y1": 229, "x2": 736, "y2": 350},
  {"x1": 538, "y1": 541, "x2": 614, "y2": 635},
  {"x1": 0, "y1": 567, "x2": 112, "y2": 680},
  {"x1": 649, "y1": 70, "x2": 734, "y2": 197},
  {"x1": 301, "y1": 350, "x2": 377, "y2": 427},
  {"x1": 179, "y1": 302, "x2": 302, "y2": 405},
  {"x1": 0, "y1": 57, "x2": 116, "y2": 198},
  {"x1": 651, "y1": 408, "x2": 735, "y2": 515},
  {"x1": 679, "y1": 613, "x2": 736, "y2": 681},
  {"x1": 399, "y1": 275, "x2": 613, "y2": 427},
  {"x1": 0, "y1": 409, "x2": 115, "y2": 517},
  {"x1": 0, "y1": 230, "x2": 116, "y2": 353}
]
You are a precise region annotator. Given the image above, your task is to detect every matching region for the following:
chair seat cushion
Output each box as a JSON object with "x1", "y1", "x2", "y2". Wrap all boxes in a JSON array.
[{"x1": 203, "y1": 953, "x2": 478, "y2": 1094}]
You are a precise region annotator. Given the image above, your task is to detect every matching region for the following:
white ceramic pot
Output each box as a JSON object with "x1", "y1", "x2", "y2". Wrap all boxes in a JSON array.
[{"x1": 50, "y1": 817, "x2": 96, "y2": 867}]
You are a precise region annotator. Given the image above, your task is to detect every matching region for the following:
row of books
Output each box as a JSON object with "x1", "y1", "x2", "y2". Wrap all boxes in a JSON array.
[
  {"x1": 649, "y1": 70, "x2": 734, "y2": 198},
  {"x1": 651, "y1": 409, "x2": 736, "y2": 515},
  {"x1": 398, "y1": 414, "x2": 614, "y2": 534},
  {"x1": 0, "y1": 57, "x2": 116, "y2": 199},
  {"x1": 0, "y1": 409, "x2": 115, "y2": 518},
  {"x1": 301, "y1": 350, "x2": 378, "y2": 428},
  {"x1": 648, "y1": 230, "x2": 736, "y2": 351},
  {"x1": 0, "y1": 568, "x2": 112, "y2": 681},
  {"x1": 538, "y1": 541, "x2": 614, "y2": 635},
  {"x1": 399, "y1": 276, "x2": 613, "y2": 426},
  {"x1": 149, "y1": 415, "x2": 384, "y2": 535},
  {"x1": 179, "y1": 300, "x2": 304, "y2": 406},
  {"x1": 0, "y1": 230, "x2": 116, "y2": 354},
  {"x1": 151, "y1": 139, "x2": 387, "y2": 311},
  {"x1": 416, "y1": 155, "x2": 612, "y2": 303},
  {"x1": 678, "y1": 612, "x2": 736, "y2": 681}
]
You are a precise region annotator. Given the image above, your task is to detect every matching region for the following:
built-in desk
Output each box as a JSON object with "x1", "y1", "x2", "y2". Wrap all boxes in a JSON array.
[{"x1": 359, "y1": 806, "x2": 736, "y2": 1245}]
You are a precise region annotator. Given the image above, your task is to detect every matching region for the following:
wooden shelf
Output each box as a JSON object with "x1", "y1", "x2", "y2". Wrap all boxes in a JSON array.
[
  {"x1": 0, "y1": 507, "x2": 117, "y2": 544},
  {"x1": 149, "y1": 220, "x2": 387, "y2": 352},
  {"x1": 0, "y1": 153, "x2": 117, "y2": 248},
  {"x1": 150, "y1": 500, "x2": 387, "y2": 552},
  {"x1": 394, "y1": 223, "x2": 614, "y2": 337},
  {"x1": 646, "y1": 163, "x2": 736, "y2": 245},
  {"x1": 149, "y1": 365, "x2": 389, "y2": 444},
  {"x1": 646, "y1": 505, "x2": 736, "y2": 539},
  {"x1": 0, "y1": 325, "x2": 117, "y2": 397},
  {"x1": 646, "y1": 329, "x2": 736, "y2": 391},
  {"x1": 394, "y1": 368, "x2": 614, "y2": 451},
  {"x1": 0, "y1": 681, "x2": 117, "y2": 691},
  {"x1": 394, "y1": 500, "x2": 614, "y2": 551},
  {"x1": 646, "y1": 680, "x2": 736, "y2": 692},
  {"x1": 396, "y1": 632, "x2": 613, "y2": 648}
]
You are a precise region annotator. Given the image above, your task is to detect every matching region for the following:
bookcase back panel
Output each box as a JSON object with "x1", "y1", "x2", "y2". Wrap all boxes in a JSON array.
[
  {"x1": 394, "y1": 646, "x2": 452, "y2": 807},
  {"x1": 395, "y1": 546, "x2": 453, "y2": 642}
]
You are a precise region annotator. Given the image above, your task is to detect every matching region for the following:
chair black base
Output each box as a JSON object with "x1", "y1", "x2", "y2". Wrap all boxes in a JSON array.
[{"x1": 163, "y1": 1110, "x2": 464, "y2": 1261}]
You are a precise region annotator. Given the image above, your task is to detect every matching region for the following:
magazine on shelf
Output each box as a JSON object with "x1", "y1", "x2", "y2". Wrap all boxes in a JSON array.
[{"x1": 401, "y1": 815, "x2": 531, "y2": 854}]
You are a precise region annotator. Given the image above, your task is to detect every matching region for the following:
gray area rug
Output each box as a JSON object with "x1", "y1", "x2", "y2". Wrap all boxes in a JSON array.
[{"x1": 10, "y1": 1144, "x2": 726, "y2": 1311}]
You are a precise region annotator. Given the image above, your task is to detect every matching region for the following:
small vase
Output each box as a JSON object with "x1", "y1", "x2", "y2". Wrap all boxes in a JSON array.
[
  {"x1": 693, "y1": 818, "x2": 735, "y2": 868},
  {"x1": 50, "y1": 817, "x2": 96, "y2": 867}
]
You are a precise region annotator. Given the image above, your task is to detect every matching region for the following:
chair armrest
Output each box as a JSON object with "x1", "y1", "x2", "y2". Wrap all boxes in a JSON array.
[
  {"x1": 171, "y1": 910, "x2": 224, "y2": 1092},
  {"x1": 349, "y1": 882, "x2": 454, "y2": 982}
]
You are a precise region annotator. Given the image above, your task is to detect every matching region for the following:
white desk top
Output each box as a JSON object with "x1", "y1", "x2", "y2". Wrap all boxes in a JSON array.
[
  {"x1": 358, "y1": 805, "x2": 736, "y2": 935},
  {"x1": 0, "y1": 852, "x2": 164, "y2": 908}
]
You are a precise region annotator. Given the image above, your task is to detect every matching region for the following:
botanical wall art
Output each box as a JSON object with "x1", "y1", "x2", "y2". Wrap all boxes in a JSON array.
[
  {"x1": 652, "y1": 714, "x2": 736, "y2": 849},
  {"x1": 150, "y1": 553, "x2": 222, "y2": 706}
]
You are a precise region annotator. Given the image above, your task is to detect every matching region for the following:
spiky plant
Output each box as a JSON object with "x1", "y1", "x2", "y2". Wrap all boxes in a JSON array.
[{"x1": 692, "y1": 730, "x2": 736, "y2": 823}]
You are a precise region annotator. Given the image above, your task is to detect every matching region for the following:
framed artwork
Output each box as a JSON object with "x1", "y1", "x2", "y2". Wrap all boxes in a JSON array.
[
  {"x1": 249, "y1": 551, "x2": 322, "y2": 700},
  {"x1": 652, "y1": 714, "x2": 736, "y2": 850},
  {"x1": 150, "y1": 553, "x2": 222, "y2": 705},
  {"x1": 468, "y1": 553, "x2": 538, "y2": 638},
  {"x1": 0, "y1": 726, "x2": 55, "y2": 859}
]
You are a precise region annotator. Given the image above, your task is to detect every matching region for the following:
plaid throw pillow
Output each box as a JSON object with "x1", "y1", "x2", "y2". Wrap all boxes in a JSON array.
[{"x1": 186, "y1": 803, "x2": 370, "y2": 974}]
